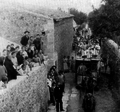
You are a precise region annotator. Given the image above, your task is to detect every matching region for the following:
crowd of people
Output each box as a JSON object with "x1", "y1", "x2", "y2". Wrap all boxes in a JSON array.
[
  {"x1": 47, "y1": 66, "x2": 65, "y2": 112},
  {"x1": 0, "y1": 31, "x2": 46, "y2": 88},
  {"x1": 73, "y1": 25, "x2": 100, "y2": 59},
  {"x1": 63, "y1": 56, "x2": 75, "y2": 73},
  {"x1": 77, "y1": 39, "x2": 100, "y2": 59},
  {"x1": 73, "y1": 25, "x2": 99, "y2": 112}
]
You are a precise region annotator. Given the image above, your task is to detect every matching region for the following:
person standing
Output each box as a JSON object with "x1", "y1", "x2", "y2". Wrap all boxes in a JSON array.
[
  {"x1": 33, "y1": 34, "x2": 42, "y2": 52},
  {"x1": 70, "y1": 57, "x2": 75, "y2": 73},
  {"x1": 63, "y1": 56, "x2": 68, "y2": 73},
  {"x1": 20, "y1": 31, "x2": 30, "y2": 46},
  {"x1": 58, "y1": 71, "x2": 65, "y2": 93},
  {"x1": 77, "y1": 63, "x2": 87, "y2": 85},
  {"x1": 67, "y1": 56, "x2": 70, "y2": 72},
  {"x1": 54, "y1": 82, "x2": 64, "y2": 112}
]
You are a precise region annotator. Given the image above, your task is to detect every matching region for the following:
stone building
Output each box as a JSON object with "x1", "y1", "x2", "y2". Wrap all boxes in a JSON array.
[{"x1": 0, "y1": 2, "x2": 74, "y2": 70}]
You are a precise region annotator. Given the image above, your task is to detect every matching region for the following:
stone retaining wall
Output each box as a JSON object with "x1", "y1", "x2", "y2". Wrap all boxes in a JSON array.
[
  {"x1": 101, "y1": 39, "x2": 120, "y2": 85},
  {"x1": 101, "y1": 39, "x2": 120, "y2": 108},
  {"x1": 0, "y1": 62, "x2": 48, "y2": 112}
]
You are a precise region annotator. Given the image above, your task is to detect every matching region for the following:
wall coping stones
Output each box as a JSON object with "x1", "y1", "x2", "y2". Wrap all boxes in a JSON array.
[
  {"x1": 0, "y1": 60, "x2": 48, "y2": 112},
  {"x1": 104, "y1": 39, "x2": 120, "y2": 59}
]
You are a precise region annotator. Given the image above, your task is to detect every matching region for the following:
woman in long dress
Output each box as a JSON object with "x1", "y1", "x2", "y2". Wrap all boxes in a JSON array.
[{"x1": 63, "y1": 56, "x2": 68, "y2": 72}]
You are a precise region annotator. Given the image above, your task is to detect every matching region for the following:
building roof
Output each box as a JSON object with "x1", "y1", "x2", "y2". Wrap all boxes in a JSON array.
[
  {"x1": 21, "y1": 6, "x2": 73, "y2": 20},
  {"x1": 0, "y1": 2, "x2": 73, "y2": 20},
  {"x1": 32, "y1": 8, "x2": 73, "y2": 20},
  {"x1": 19, "y1": 3, "x2": 74, "y2": 20}
]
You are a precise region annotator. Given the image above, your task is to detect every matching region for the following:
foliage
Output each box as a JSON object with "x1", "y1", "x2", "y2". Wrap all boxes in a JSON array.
[
  {"x1": 88, "y1": 0, "x2": 120, "y2": 39},
  {"x1": 69, "y1": 8, "x2": 87, "y2": 25}
]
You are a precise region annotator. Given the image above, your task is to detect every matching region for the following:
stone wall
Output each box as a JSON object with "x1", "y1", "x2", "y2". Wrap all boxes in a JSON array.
[
  {"x1": 0, "y1": 63, "x2": 48, "y2": 112},
  {"x1": 101, "y1": 39, "x2": 120, "y2": 85},
  {"x1": 101, "y1": 39, "x2": 120, "y2": 108},
  {"x1": 0, "y1": 5, "x2": 50, "y2": 44},
  {"x1": 44, "y1": 19, "x2": 55, "y2": 69},
  {"x1": 54, "y1": 18, "x2": 73, "y2": 70}
]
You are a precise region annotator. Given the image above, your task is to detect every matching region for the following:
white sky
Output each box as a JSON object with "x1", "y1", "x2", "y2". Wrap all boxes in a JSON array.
[{"x1": 2, "y1": 0, "x2": 102, "y2": 14}]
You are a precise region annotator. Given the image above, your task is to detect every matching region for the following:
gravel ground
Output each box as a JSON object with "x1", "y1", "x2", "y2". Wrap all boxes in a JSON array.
[
  {"x1": 94, "y1": 87, "x2": 116, "y2": 112},
  {"x1": 47, "y1": 72, "x2": 117, "y2": 112},
  {"x1": 94, "y1": 73, "x2": 116, "y2": 112}
]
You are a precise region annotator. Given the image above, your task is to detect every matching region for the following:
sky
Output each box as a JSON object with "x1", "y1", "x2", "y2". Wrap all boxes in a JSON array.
[{"x1": 2, "y1": 0, "x2": 102, "y2": 14}]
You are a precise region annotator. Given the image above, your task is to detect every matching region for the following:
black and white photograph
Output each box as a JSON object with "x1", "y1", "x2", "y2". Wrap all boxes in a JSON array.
[{"x1": 0, "y1": 0, "x2": 119, "y2": 112}]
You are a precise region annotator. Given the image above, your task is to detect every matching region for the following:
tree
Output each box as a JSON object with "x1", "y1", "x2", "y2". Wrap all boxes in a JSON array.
[
  {"x1": 88, "y1": 0, "x2": 120, "y2": 40},
  {"x1": 69, "y1": 8, "x2": 87, "y2": 25}
]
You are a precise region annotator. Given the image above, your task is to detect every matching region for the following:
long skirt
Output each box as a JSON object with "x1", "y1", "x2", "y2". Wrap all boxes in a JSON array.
[
  {"x1": 47, "y1": 86, "x2": 50, "y2": 102},
  {"x1": 64, "y1": 62, "x2": 68, "y2": 72}
]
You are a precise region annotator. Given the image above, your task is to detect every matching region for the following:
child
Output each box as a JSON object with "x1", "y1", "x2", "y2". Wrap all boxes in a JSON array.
[
  {"x1": 18, "y1": 60, "x2": 30, "y2": 76},
  {"x1": 21, "y1": 46, "x2": 28, "y2": 58},
  {"x1": 33, "y1": 54, "x2": 40, "y2": 63},
  {"x1": 34, "y1": 49, "x2": 39, "y2": 56},
  {"x1": 27, "y1": 58, "x2": 33, "y2": 71}
]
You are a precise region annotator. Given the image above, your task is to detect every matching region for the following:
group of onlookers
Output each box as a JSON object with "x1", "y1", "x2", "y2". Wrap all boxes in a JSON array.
[
  {"x1": 0, "y1": 31, "x2": 46, "y2": 88},
  {"x1": 63, "y1": 56, "x2": 75, "y2": 73},
  {"x1": 47, "y1": 66, "x2": 65, "y2": 112}
]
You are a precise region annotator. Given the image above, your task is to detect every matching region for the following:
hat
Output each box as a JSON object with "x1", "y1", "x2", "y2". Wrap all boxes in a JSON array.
[{"x1": 24, "y1": 31, "x2": 30, "y2": 34}]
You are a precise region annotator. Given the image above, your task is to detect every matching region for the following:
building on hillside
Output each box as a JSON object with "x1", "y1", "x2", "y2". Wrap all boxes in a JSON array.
[{"x1": 0, "y1": 3, "x2": 74, "y2": 70}]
